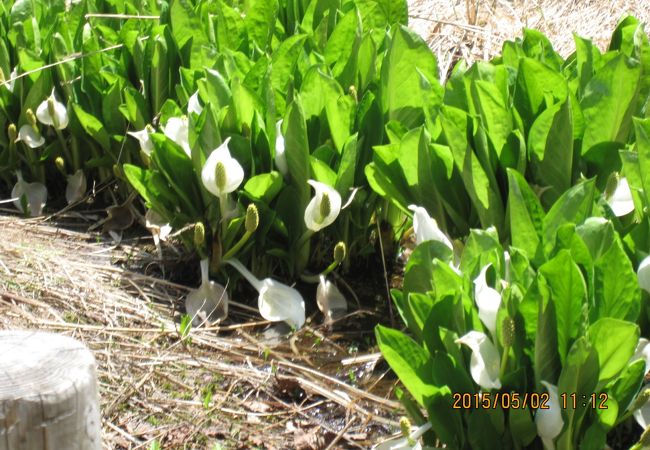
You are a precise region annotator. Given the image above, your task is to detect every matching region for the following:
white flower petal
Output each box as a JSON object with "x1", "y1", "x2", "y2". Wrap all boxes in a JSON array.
[
  {"x1": 275, "y1": 120, "x2": 288, "y2": 176},
  {"x1": 11, "y1": 172, "x2": 47, "y2": 217},
  {"x1": 456, "y1": 331, "x2": 501, "y2": 390},
  {"x1": 127, "y1": 128, "x2": 154, "y2": 155},
  {"x1": 304, "y1": 180, "x2": 342, "y2": 232},
  {"x1": 259, "y1": 279, "x2": 306, "y2": 329},
  {"x1": 407, "y1": 205, "x2": 453, "y2": 250},
  {"x1": 638, "y1": 256, "x2": 650, "y2": 294},
  {"x1": 536, "y1": 381, "x2": 564, "y2": 449},
  {"x1": 200, "y1": 137, "x2": 244, "y2": 197},
  {"x1": 163, "y1": 116, "x2": 191, "y2": 157},
  {"x1": 225, "y1": 259, "x2": 306, "y2": 329},
  {"x1": 188, "y1": 90, "x2": 203, "y2": 116},
  {"x1": 474, "y1": 264, "x2": 502, "y2": 336},
  {"x1": 632, "y1": 338, "x2": 650, "y2": 375},
  {"x1": 16, "y1": 125, "x2": 45, "y2": 148},
  {"x1": 185, "y1": 259, "x2": 228, "y2": 326},
  {"x1": 145, "y1": 209, "x2": 172, "y2": 241},
  {"x1": 35, "y1": 89, "x2": 68, "y2": 129},
  {"x1": 317, "y1": 275, "x2": 348, "y2": 322},
  {"x1": 635, "y1": 398, "x2": 650, "y2": 430},
  {"x1": 607, "y1": 177, "x2": 635, "y2": 217},
  {"x1": 3, "y1": 67, "x2": 17, "y2": 92},
  {"x1": 65, "y1": 169, "x2": 87, "y2": 204}
]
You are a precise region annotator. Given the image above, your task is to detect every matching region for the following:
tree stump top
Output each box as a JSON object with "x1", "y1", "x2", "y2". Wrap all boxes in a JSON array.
[{"x1": 0, "y1": 330, "x2": 96, "y2": 399}]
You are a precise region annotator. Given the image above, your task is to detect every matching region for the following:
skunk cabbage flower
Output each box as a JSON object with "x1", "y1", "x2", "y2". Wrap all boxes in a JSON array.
[
  {"x1": 304, "y1": 180, "x2": 341, "y2": 232},
  {"x1": 606, "y1": 176, "x2": 634, "y2": 217},
  {"x1": 407, "y1": 205, "x2": 453, "y2": 250},
  {"x1": 1, "y1": 67, "x2": 17, "y2": 92},
  {"x1": 163, "y1": 116, "x2": 191, "y2": 157},
  {"x1": 225, "y1": 259, "x2": 305, "y2": 329},
  {"x1": 474, "y1": 264, "x2": 502, "y2": 337},
  {"x1": 201, "y1": 137, "x2": 244, "y2": 199},
  {"x1": 536, "y1": 381, "x2": 564, "y2": 450},
  {"x1": 185, "y1": 258, "x2": 228, "y2": 326},
  {"x1": 373, "y1": 421, "x2": 432, "y2": 450},
  {"x1": 638, "y1": 256, "x2": 650, "y2": 294},
  {"x1": 145, "y1": 209, "x2": 172, "y2": 244},
  {"x1": 275, "y1": 120, "x2": 288, "y2": 176},
  {"x1": 65, "y1": 169, "x2": 87, "y2": 204},
  {"x1": 12, "y1": 171, "x2": 47, "y2": 217},
  {"x1": 456, "y1": 331, "x2": 501, "y2": 390},
  {"x1": 188, "y1": 90, "x2": 203, "y2": 116},
  {"x1": 16, "y1": 124, "x2": 45, "y2": 148},
  {"x1": 127, "y1": 126, "x2": 154, "y2": 156},
  {"x1": 317, "y1": 275, "x2": 347, "y2": 323},
  {"x1": 36, "y1": 89, "x2": 68, "y2": 130}
]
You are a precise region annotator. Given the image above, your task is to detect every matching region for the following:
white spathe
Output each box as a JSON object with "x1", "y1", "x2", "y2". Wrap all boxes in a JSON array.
[
  {"x1": 606, "y1": 177, "x2": 635, "y2": 217},
  {"x1": 65, "y1": 169, "x2": 87, "y2": 204},
  {"x1": 16, "y1": 125, "x2": 45, "y2": 148},
  {"x1": 163, "y1": 116, "x2": 191, "y2": 157},
  {"x1": 145, "y1": 209, "x2": 172, "y2": 243},
  {"x1": 456, "y1": 331, "x2": 501, "y2": 390},
  {"x1": 36, "y1": 89, "x2": 68, "y2": 130},
  {"x1": 275, "y1": 120, "x2": 288, "y2": 176},
  {"x1": 304, "y1": 180, "x2": 342, "y2": 232},
  {"x1": 127, "y1": 127, "x2": 154, "y2": 156},
  {"x1": 638, "y1": 256, "x2": 650, "y2": 294},
  {"x1": 188, "y1": 90, "x2": 203, "y2": 116},
  {"x1": 474, "y1": 264, "x2": 502, "y2": 337},
  {"x1": 316, "y1": 275, "x2": 348, "y2": 323},
  {"x1": 407, "y1": 205, "x2": 453, "y2": 250},
  {"x1": 535, "y1": 381, "x2": 564, "y2": 450},
  {"x1": 12, "y1": 171, "x2": 47, "y2": 217},
  {"x1": 225, "y1": 259, "x2": 305, "y2": 329},
  {"x1": 185, "y1": 259, "x2": 228, "y2": 326},
  {"x1": 200, "y1": 137, "x2": 244, "y2": 198},
  {"x1": 372, "y1": 422, "x2": 433, "y2": 450}
]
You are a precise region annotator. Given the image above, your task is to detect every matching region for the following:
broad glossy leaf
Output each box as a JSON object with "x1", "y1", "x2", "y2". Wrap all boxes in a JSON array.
[
  {"x1": 356, "y1": 0, "x2": 408, "y2": 28},
  {"x1": 556, "y1": 338, "x2": 599, "y2": 450},
  {"x1": 72, "y1": 104, "x2": 110, "y2": 152},
  {"x1": 588, "y1": 318, "x2": 638, "y2": 381},
  {"x1": 608, "y1": 359, "x2": 644, "y2": 413},
  {"x1": 243, "y1": 172, "x2": 282, "y2": 204},
  {"x1": 245, "y1": 0, "x2": 277, "y2": 52},
  {"x1": 170, "y1": 0, "x2": 211, "y2": 68},
  {"x1": 581, "y1": 54, "x2": 641, "y2": 159},
  {"x1": 381, "y1": 25, "x2": 439, "y2": 129},
  {"x1": 375, "y1": 325, "x2": 436, "y2": 407},
  {"x1": 440, "y1": 106, "x2": 504, "y2": 233},
  {"x1": 506, "y1": 169, "x2": 544, "y2": 264},
  {"x1": 284, "y1": 98, "x2": 310, "y2": 205},
  {"x1": 542, "y1": 179, "x2": 595, "y2": 256},
  {"x1": 539, "y1": 250, "x2": 586, "y2": 364},
  {"x1": 527, "y1": 97, "x2": 573, "y2": 206},
  {"x1": 634, "y1": 117, "x2": 650, "y2": 210},
  {"x1": 592, "y1": 235, "x2": 640, "y2": 322}
]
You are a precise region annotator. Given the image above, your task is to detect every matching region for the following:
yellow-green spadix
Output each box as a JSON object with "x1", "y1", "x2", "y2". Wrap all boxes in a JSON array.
[{"x1": 201, "y1": 137, "x2": 244, "y2": 198}]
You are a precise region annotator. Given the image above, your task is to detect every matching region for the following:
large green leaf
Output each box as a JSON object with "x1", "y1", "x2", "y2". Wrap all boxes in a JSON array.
[
  {"x1": 506, "y1": 169, "x2": 544, "y2": 264},
  {"x1": 375, "y1": 325, "x2": 436, "y2": 407},
  {"x1": 588, "y1": 318, "x2": 638, "y2": 382},
  {"x1": 380, "y1": 25, "x2": 439, "y2": 129},
  {"x1": 441, "y1": 106, "x2": 504, "y2": 233},
  {"x1": 245, "y1": 0, "x2": 277, "y2": 52},
  {"x1": 527, "y1": 97, "x2": 573, "y2": 206},
  {"x1": 556, "y1": 338, "x2": 600, "y2": 450},
  {"x1": 634, "y1": 117, "x2": 650, "y2": 210},
  {"x1": 356, "y1": 0, "x2": 408, "y2": 28},
  {"x1": 581, "y1": 54, "x2": 641, "y2": 159},
  {"x1": 513, "y1": 57, "x2": 568, "y2": 130},
  {"x1": 542, "y1": 179, "x2": 595, "y2": 256},
  {"x1": 592, "y1": 235, "x2": 641, "y2": 322},
  {"x1": 539, "y1": 250, "x2": 587, "y2": 364},
  {"x1": 284, "y1": 98, "x2": 310, "y2": 205},
  {"x1": 170, "y1": 0, "x2": 211, "y2": 68}
]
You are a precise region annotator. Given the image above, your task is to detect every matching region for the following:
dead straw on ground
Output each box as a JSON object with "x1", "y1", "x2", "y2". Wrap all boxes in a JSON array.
[
  {"x1": 0, "y1": 213, "x2": 400, "y2": 449},
  {"x1": 409, "y1": 0, "x2": 650, "y2": 79}
]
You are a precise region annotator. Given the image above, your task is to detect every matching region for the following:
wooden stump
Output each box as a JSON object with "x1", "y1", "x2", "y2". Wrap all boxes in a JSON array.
[{"x1": 0, "y1": 330, "x2": 101, "y2": 450}]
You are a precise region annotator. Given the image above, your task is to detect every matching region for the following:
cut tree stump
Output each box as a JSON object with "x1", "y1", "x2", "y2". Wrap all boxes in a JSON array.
[{"x1": 0, "y1": 330, "x2": 101, "y2": 450}]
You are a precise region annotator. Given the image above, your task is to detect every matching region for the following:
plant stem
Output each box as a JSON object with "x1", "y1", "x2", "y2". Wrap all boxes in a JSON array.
[{"x1": 222, "y1": 230, "x2": 252, "y2": 260}]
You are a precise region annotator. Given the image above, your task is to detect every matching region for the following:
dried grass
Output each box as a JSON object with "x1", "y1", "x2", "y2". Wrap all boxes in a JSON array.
[
  {"x1": 409, "y1": 0, "x2": 650, "y2": 78},
  {"x1": 0, "y1": 214, "x2": 399, "y2": 449}
]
